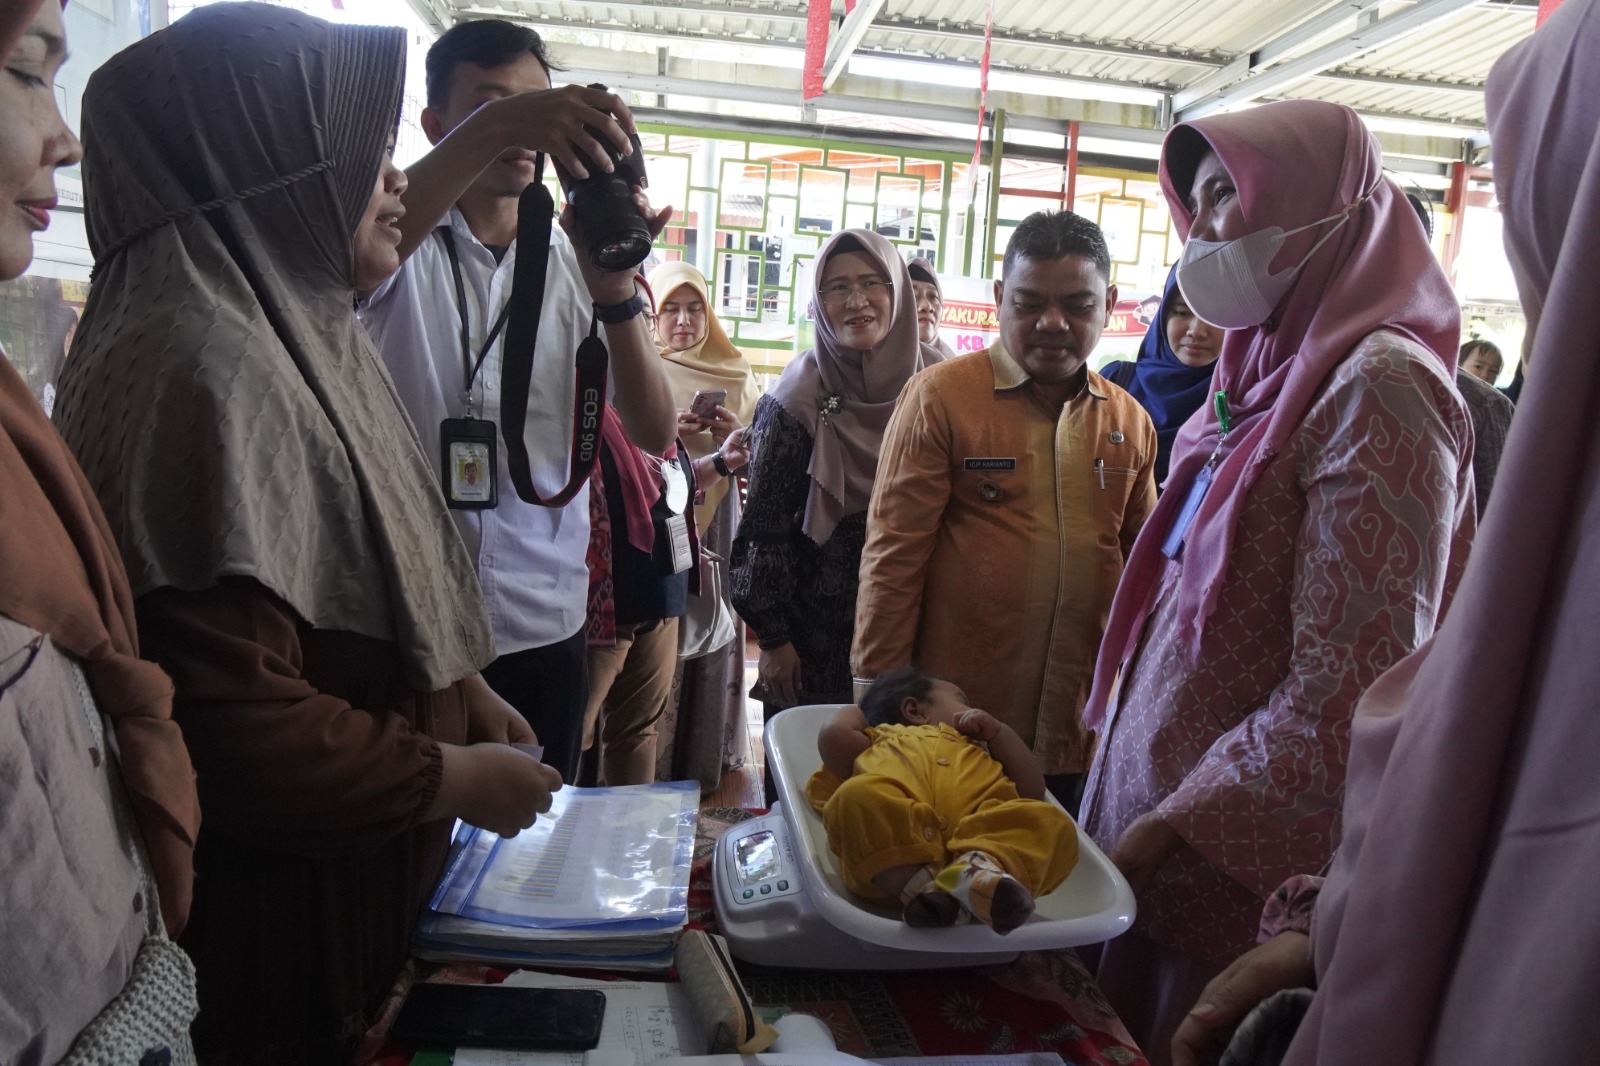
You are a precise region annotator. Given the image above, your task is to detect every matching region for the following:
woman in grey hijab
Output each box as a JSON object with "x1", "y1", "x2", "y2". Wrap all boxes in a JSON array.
[{"x1": 54, "y1": 5, "x2": 560, "y2": 1061}]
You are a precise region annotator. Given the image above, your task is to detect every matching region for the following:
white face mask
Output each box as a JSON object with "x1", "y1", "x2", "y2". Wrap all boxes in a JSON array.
[{"x1": 1175, "y1": 190, "x2": 1374, "y2": 330}]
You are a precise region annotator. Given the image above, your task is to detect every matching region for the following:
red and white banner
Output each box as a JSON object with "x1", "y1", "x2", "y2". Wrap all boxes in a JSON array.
[{"x1": 803, "y1": 0, "x2": 831, "y2": 100}]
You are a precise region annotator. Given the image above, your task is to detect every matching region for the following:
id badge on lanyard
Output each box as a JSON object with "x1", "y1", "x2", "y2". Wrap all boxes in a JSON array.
[
  {"x1": 440, "y1": 417, "x2": 498, "y2": 509},
  {"x1": 1161, "y1": 390, "x2": 1230, "y2": 560},
  {"x1": 438, "y1": 229, "x2": 511, "y2": 510}
]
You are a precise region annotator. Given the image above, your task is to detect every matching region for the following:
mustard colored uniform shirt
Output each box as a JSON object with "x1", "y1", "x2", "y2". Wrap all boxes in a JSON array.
[{"x1": 852, "y1": 344, "x2": 1157, "y2": 774}]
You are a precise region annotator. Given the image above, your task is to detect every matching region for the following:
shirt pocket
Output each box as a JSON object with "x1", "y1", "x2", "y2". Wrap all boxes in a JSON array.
[{"x1": 1088, "y1": 454, "x2": 1142, "y2": 537}]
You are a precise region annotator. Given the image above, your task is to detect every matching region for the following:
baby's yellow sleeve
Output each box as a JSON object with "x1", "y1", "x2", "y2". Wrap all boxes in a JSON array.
[
  {"x1": 805, "y1": 767, "x2": 843, "y2": 811},
  {"x1": 806, "y1": 726, "x2": 880, "y2": 811}
]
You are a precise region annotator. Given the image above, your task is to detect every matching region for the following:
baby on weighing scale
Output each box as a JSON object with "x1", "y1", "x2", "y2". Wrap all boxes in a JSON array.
[{"x1": 806, "y1": 668, "x2": 1079, "y2": 933}]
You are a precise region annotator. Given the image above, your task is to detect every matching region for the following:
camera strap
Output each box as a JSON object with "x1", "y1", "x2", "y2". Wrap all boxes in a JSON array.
[{"x1": 500, "y1": 157, "x2": 609, "y2": 509}]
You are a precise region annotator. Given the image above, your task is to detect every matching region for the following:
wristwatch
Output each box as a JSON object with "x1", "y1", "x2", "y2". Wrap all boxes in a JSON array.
[
  {"x1": 712, "y1": 453, "x2": 732, "y2": 478},
  {"x1": 594, "y1": 291, "x2": 647, "y2": 324}
]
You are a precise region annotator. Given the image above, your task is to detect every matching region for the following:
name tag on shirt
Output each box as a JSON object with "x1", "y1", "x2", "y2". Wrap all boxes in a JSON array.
[
  {"x1": 1161, "y1": 466, "x2": 1214, "y2": 559},
  {"x1": 964, "y1": 457, "x2": 1017, "y2": 471}
]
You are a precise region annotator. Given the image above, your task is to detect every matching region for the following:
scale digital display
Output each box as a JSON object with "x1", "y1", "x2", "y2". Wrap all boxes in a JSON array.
[{"x1": 734, "y1": 830, "x2": 780, "y2": 885}]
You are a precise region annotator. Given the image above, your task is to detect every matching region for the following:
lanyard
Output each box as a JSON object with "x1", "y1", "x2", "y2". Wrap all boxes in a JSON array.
[
  {"x1": 1204, "y1": 389, "x2": 1232, "y2": 470},
  {"x1": 1161, "y1": 389, "x2": 1230, "y2": 560},
  {"x1": 438, "y1": 228, "x2": 513, "y2": 417}
]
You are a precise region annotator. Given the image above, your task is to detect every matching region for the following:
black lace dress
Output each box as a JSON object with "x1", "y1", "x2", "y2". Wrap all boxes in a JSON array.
[{"x1": 730, "y1": 395, "x2": 865, "y2": 706}]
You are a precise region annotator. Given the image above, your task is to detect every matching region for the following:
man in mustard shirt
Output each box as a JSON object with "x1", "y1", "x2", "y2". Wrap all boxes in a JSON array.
[{"x1": 852, "y1": 212, "x2": 1157, "y2": 807}]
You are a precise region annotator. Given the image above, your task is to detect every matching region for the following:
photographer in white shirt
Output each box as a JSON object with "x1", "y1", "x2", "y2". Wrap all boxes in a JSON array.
[{"x1": 361, "y1": 20, "x2": 676, "y2": 782}]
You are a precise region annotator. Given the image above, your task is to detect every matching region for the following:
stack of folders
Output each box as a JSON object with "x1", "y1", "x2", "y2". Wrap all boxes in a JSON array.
[{"x1": 414, "y1": 781, "x2": 700, "y2": 972}]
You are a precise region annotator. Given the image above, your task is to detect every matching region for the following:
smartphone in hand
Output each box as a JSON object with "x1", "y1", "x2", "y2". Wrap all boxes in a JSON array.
[
  {"x1": 688, "y1": 388, "x2": 727, "y2": 421},
  {"x1": 392, "y1": 985, "x2": 606, "y2": 1050}
]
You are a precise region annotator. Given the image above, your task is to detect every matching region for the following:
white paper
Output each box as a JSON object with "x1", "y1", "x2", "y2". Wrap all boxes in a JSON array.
[{"x1": 452, "y1": 975, "x2": 704, "y2": 1066}]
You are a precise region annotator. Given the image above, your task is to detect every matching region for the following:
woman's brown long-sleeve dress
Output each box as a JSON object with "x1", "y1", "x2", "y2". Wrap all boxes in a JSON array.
[{"x1": 139, "y1": 578, "x2": 468, "y2": 1065}]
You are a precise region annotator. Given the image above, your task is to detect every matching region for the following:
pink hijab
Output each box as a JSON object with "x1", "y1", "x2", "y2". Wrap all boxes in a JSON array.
[
  {"x1": 1083, "y1": 100, "x2": 1460, "y2": 731},
  {"x1": 767, "y1": 229, "x2": 938, "y2": 544},
  {"x1": 1284, "y1": 4, "x2": 1600, "y2": 1062}
]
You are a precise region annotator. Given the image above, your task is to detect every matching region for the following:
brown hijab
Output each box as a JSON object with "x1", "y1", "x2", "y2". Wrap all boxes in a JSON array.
[
  {"x1": 0, "y1": 359, "x2": 199, "y2": 935},
  {"x1": 54, "y1": 4, "x2": 494, "y2": 694},
  {"x1": 766, "y1": 229, "x2": 939, "y2": 544}
]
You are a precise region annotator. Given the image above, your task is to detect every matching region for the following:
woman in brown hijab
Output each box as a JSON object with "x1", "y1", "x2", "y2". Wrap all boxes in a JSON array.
[
  {"x1": 1, "y1": 2, "x2": 201, "y2": 1061},
  {"x1": 54, "y1": 5, "x2": 560, "y2": 1061}
]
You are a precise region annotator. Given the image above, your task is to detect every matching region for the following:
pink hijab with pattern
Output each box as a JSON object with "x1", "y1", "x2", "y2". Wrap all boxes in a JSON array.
[
  {"x1": 1083, "y1": 100, "x2": 1460, "y2": 732},
  {"x1": 1284, "y1": 4, "x2": 1600, "y2": 1062}
]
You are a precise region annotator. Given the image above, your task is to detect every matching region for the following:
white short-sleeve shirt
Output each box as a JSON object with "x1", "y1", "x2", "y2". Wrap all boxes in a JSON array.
[{"x1": 361, "y1": 208, "x2": 593, "y2": 655}]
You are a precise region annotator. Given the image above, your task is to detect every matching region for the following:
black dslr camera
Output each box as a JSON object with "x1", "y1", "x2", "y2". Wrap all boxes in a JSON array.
[{"x1": 550, "y1": 85, "x2": 652, "y2": 272}]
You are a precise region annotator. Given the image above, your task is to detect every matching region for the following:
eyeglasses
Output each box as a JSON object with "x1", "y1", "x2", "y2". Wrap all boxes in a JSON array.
[
  {"x1": 643, "y1": 312, "x2": 660, "y2": 329},
  {"x1": 818, "y1": 279, "x2": 892, "y2": 305}
]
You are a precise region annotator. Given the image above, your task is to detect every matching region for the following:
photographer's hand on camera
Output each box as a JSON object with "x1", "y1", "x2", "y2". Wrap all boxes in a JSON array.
[
  {"x1": 388, "y1": 83, "x2": 638, "y2": 263},
  {"x1": 486, "y1": 84, "x2": 637, "y2": 182}
]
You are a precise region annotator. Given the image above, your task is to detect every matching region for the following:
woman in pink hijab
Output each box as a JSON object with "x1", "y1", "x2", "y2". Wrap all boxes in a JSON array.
[
  {"x1": 1171, "y1": 3, "x2": 1600, "y2": 1063},
  {"x1": 1076, "y1": 99, "x2": 1476, "y2": 1061}
]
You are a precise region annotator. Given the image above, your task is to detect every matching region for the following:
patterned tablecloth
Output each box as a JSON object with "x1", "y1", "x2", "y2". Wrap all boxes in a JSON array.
[{"x1": 368, "y1": 807, "x2": 1148, "y2": 1066}]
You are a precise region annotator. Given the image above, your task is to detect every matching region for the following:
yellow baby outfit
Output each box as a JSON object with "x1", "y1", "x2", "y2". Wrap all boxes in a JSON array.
[{"x1": 807, "y1": 722, "x2": 1079, "y2": 904}]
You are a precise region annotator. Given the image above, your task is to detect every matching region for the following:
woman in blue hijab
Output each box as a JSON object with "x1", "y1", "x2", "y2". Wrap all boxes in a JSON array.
[{"x1": 1100, "y1": 267, "x2": 1221, "y2": 490}]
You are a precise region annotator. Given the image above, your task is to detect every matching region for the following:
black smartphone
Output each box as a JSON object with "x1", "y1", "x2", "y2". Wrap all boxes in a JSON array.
[{"x1": 392, "y1": 984, "x2": 606, "y2": 1050}]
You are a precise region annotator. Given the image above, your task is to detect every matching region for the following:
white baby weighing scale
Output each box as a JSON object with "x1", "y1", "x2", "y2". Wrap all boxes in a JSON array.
[{"x1": 713, "y1": 705, "x2": 1136, "y2": 970}]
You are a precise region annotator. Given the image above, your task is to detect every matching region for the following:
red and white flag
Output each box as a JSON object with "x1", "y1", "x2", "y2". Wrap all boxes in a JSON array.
[
  {"x1": 964, "y1": 0, "x2": 997, "y2": 201},
  {"x1": 803, "y1": 0, "x2": 831, "y2": 100}
]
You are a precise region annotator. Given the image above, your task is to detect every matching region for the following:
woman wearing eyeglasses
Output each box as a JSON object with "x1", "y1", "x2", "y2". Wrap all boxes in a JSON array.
[{"x1": 731, "y1": 231, "x2": 939, "y2": 777}]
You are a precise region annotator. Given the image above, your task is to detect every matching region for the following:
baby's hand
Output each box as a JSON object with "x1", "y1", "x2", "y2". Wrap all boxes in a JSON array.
[{"x1": 953, "y1": 708, "x2": 1002, "y2": 742}]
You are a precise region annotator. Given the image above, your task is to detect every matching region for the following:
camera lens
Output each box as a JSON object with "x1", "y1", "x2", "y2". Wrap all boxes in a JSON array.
[
  {"x1": 594, "y1": 233, "x2": 653, "y2": 272},
  {"x1": 557, "y1": 128, "x2": 654, "y2": 272}
]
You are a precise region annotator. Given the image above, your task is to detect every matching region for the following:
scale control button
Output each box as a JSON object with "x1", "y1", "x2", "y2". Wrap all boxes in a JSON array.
[
  {"x1": 760, "y1": 884, "x2": 773, "y2": 895},
  {"x1": 777, "y1": 879, "x2": 790, "y2": 891},
  {"x1": 742, "y1": 889, "x2": 754, "y2": 899}
]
